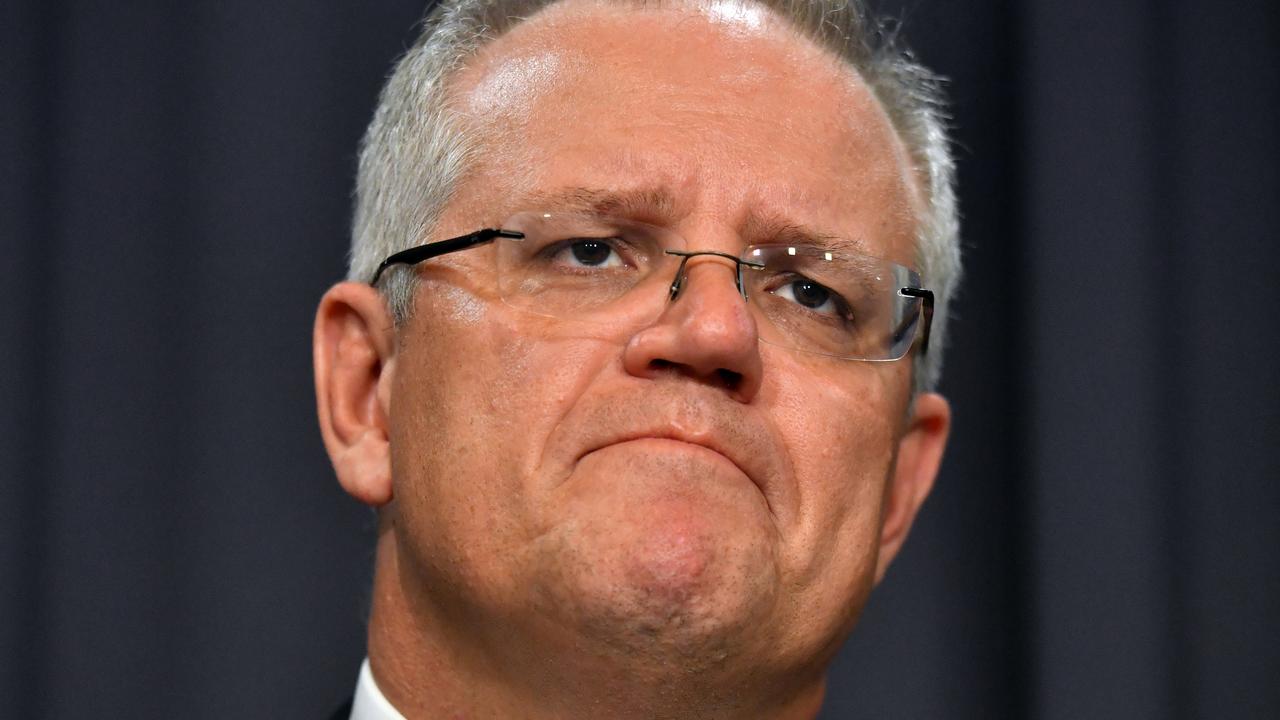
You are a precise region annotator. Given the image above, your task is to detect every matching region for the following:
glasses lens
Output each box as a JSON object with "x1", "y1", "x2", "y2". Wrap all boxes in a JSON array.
[
  {"x1": 494, "y1": 211, "x2": 677, "y2": 320},
  {"x1": 487, "y1": 213, "x2": 924, "y2": 361},
  {"x1": 744, "y1": 245, "x2": 923, "y2": 361}
]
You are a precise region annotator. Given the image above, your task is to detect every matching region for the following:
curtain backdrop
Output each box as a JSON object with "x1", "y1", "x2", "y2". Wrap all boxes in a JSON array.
[{"x1": 2, "y1": 1, "x2": 1276, "y2": 718}]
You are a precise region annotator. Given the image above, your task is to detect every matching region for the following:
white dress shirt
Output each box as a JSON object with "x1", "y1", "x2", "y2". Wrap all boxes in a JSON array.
[{"x1": 349, "y1": 658, "x2": 407, "y2": 720}]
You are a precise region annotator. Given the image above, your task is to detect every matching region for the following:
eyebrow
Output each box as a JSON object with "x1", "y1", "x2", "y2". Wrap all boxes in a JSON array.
[
  {"x1": 514, "y1": 186, "x2": 871, "y2": 254},
  {"x1": 518, "y1": 186, "x2": 683, "y2": 222},
  {"x1": 742, "y1": 213, "x2": 872, "y2": 255}
]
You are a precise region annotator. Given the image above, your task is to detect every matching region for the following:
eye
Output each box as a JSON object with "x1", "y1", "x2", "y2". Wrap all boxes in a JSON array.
[
  {"x1": 552, "y1": 238, "x2": 626, "y2": 269},
  {"x1": 772, "y1": 276, "x2": 844, "y2": 316}
]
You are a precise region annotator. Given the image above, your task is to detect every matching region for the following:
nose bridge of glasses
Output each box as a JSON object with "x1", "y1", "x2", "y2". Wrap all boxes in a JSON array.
[{"x1": 664, "y1": 249, "x2": 761, "y2": 301}]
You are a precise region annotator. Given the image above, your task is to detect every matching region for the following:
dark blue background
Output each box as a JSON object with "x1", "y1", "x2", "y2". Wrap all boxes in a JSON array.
[{"x1": 2, "y1": 1, "x2": 1277, "y2": 717}]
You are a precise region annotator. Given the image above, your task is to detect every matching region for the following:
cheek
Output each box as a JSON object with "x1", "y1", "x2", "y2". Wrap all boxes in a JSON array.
[
  {"x1": 771, "y1": 357, "x2": 903, "y2": 475},
  {"x1": 381, "y1": 291, "x2": 563, "y2": 608},
  {"x1": 385, "y1": 288, "x2": 531, "y2": 565},
  {"x1": 389, "y1": 285, "x2": 621, "y2": 556},
  {"x1": 766, "y1": 357, "x2": 906, "y2": 567}
]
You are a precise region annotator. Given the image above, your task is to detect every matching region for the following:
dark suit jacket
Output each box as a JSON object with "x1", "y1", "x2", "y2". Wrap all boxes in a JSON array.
[{"x1": 328, "y1": 697, "x2": 352, "y2": 720}]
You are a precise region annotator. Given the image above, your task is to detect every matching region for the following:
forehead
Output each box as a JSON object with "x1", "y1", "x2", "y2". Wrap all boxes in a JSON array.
[{"x1": 446, "y1": 0, "x2": 922, "y2": 261}]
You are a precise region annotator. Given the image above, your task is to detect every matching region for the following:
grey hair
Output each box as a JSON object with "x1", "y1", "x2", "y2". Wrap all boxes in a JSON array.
[{"x1": 349, "y1": 0, "x2": 961, "y2": 393}]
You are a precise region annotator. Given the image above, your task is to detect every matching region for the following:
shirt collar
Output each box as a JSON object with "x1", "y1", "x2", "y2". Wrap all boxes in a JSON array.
[{"x1": 350, "y1": 658, "x2": 407, "y2": 720}]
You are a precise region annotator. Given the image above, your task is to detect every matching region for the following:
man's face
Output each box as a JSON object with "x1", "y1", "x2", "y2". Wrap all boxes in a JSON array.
[{"x1": 372, "y1": 0, "x2": 939, "y2": 685}]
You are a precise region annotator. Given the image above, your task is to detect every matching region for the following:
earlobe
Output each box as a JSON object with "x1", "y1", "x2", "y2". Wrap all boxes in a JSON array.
[
  {"x1": 313, "y1": 281, "x2": 398, "y2": 507},
  {"x1": 873, "y1": 392, "x2": 951, "y2": 585}
]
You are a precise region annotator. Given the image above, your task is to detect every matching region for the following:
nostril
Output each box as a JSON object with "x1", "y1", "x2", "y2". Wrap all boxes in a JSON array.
[
  {"x1": 715, "y1": 368, "x2": 742, "y2": 391},
  {"x1": 649, "y1": 359, "x2": 676, "y2": 373},
  {"x1": 646, "y1": 360, "x2": 741, "y2": 392}
]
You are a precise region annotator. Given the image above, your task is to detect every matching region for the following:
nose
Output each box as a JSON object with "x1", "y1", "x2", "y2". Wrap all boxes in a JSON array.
[{"x1": 622, "y1": 254, "x2": 764, "y2": 402}]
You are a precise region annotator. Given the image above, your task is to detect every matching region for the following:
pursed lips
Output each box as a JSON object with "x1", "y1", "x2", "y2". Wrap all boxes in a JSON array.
[{"x1": 578, "y1": 427, "x2": 770, "y2": 502}]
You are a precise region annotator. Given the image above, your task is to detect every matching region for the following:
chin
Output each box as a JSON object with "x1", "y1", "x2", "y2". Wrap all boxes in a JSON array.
[{"x1": 532, "y1": 493, "x2": 782, "y2": 672}]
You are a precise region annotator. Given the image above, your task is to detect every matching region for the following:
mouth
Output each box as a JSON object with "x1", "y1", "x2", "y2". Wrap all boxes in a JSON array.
[
  {"x1": 558, "y1": 396, "x2": 788, "y2": 525},
  {"x1": 579, "y1": 430, "x2": 761, "y2": 494}
]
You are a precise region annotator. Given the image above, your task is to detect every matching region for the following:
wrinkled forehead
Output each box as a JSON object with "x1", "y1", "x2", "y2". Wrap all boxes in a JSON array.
[{"x1": 443, "y1": 0, "x2": 924, "y2": 257}]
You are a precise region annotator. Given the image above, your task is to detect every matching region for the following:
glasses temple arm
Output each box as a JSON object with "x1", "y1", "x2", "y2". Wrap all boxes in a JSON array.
[
  {"x1": 899, "y1": 287, "x2": 934, "y2": 356},
  {"x1": 369, "y1": 229, "x2": 524, "y2": 285}
]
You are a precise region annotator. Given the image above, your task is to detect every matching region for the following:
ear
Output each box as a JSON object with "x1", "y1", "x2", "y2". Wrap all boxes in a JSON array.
[
  {"x1": 313, "y1": 281, "x2": 398, "y2": 507},
  {"x1": 873, "y1": 392, "x2": 951, "y2": 585}
]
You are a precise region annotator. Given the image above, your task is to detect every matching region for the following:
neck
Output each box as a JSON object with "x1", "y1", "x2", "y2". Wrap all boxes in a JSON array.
[{"x1": 365, "y1": 529, "x2": 828, "y2": 720}]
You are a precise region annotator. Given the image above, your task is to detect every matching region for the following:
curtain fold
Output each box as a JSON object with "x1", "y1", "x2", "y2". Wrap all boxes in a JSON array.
[{"x1": 2, "y1": 1, "x2": 1275, "y2": 717}]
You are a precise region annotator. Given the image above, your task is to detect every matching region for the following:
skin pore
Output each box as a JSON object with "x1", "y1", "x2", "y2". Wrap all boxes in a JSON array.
[{"x1": 313, "y1": 1, "x2": 951, "y2": 718}]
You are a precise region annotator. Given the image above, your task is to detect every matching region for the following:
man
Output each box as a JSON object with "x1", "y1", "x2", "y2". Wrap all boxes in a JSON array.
[{"x1": 313, "y1": 0, "x2": 959, "y2": 716}]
